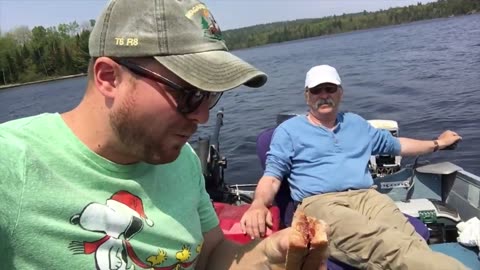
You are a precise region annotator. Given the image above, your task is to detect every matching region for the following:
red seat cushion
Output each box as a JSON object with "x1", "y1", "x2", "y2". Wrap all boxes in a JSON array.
[{"x1": 213, "y1": 202, "x2": 280, "y2": 244}]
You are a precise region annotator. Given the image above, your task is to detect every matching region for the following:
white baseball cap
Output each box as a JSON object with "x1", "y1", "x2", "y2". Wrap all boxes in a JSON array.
[{"x1": 304, "y1": 65, "x2": 342, "y2": 88}]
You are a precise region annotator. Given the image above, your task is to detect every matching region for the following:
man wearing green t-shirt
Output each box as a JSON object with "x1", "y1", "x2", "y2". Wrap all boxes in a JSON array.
[{"x1": 0, "y1": 0, "x2": 326, "y2": 269}]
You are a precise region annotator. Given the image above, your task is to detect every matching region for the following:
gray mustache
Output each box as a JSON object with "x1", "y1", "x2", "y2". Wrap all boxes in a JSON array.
[{"x1": 314, "y1": 98, "x2": 335, "y2": 109}]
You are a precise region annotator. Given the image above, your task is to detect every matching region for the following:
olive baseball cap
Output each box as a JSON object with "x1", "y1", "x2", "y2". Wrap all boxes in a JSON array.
[{"x1": 89, "y1": 0, "x2": 267, "y2": 92}]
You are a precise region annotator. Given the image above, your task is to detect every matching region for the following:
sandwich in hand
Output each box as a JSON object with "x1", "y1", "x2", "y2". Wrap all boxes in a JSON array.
[{"x1": 285, "y1": 210, "x2": 329, "y2": 270}]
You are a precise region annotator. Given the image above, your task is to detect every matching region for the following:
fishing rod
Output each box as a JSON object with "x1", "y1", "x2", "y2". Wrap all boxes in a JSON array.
[
  {"x1": 196, "y1": 108, "x2": 227, "y2": 199},
  {"x1": 207, "y1": 108, "x2": 227, "y2": 191},
  {"x1": 196, "y1": 108, "x2": 254, "y2": 205}
]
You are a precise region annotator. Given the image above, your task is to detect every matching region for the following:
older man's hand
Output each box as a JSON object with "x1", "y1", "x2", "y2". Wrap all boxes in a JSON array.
[
  {"x1": 437, "y1": 130, "x2": 462, "y2": 149},
  {"x1": 240, "y1": 200, "x2": 273, "y2": 239}
]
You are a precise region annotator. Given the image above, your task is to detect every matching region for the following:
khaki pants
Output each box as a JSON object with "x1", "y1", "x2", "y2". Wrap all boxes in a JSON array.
[{"x1": 299, "y1": 189, "x2": 468, "y2": 270}]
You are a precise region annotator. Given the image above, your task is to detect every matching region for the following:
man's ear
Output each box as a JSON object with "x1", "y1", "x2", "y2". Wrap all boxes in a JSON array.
[{"x1": 93, "y1": 57, "x2": 123, "y2": 99}]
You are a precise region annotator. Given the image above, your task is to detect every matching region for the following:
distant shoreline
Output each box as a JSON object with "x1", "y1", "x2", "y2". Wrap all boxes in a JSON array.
[{"x1": 0, "y1": 73, "x2": 87, "y2": 90}]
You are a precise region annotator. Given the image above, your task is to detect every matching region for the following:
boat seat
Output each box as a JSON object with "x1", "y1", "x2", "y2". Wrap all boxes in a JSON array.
[{"x1": 256, "y1": 126, "x2": 431, "y2": 269}]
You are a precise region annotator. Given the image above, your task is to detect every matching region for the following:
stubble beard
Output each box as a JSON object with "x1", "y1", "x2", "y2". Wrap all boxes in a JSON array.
[{"x1": 109, "y1": 88, "x2": 170, "y2": 164}]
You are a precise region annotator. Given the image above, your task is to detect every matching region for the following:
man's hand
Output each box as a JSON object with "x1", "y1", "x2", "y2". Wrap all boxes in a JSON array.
[
  {"x1": 261, "y1": 227, "x2": 328, "y2": 270},
  {"x1": 437, "y1": 130, "x2": 462, "y2": 149},
  {"x1": 267, "y1": 214, "x2": 329, "y2": 270},
  {"x1": 240, "y1": 200, "x2": 273, "y2": 239},
  {"x1": 262, "y1": 227, "x2": 291, "y2": 266},
  {"x1": 201, "y1": 219, "x2": 328, "y2": 270}
]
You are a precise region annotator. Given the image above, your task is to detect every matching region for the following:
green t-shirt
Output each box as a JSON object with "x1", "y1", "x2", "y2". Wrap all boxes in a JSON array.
[{"x1": 0, "y1": 113, "x2": 219, "y2": 270}]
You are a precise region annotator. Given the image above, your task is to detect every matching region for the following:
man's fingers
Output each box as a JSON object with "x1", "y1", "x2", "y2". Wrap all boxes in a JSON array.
[
  {"x1": 240, "y1": 206, "x2": 271, "y2": 239},
  {"x1": 240, "y1": 215, "x2": 247, "y2": 234},
  {"x1": 266, "y1": 211, "x2": 273, "y2": 229},
  {"x1": 242, "y1": 212, "x2": 257, "y2": 238},
  {"x1": 263, "y1": 228, "x2": 292, "y2": 265},
  {"x1": 449, "y1": 131, "x2": 461, "y2": 140},
  {"x1": 256, "y1": 212, "x2": 269, "y2": 237},
  {"x1": 251, "y1": 213, "x2": 262, "y2": 239},
  {"x1": 303, "y1": 244, "x2": 329, "y2": 270}
]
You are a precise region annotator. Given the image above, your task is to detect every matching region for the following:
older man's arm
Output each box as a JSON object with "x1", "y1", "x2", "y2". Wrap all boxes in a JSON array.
[{"x1": 399, "y1": 130, "x2": 462, "y2": 156}]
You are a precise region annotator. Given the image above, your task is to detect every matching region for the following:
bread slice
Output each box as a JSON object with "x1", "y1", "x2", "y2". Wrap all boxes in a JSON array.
[
  {"x1": 302, "y1": 217, "x2": 329, "y2": 270},
  {"x1": 285, "y1": 211, "x2": 329, "y2": 270}
]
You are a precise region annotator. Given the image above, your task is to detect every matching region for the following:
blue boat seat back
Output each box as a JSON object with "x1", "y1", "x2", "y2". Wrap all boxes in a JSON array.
[{"x1": 256, "y1": 127, "x2": 295, "y2": 227}]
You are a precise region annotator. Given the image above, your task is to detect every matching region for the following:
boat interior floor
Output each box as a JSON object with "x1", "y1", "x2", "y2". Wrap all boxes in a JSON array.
[{"x1": 431, "y1": 243, "x2": 479, "y2": 269}]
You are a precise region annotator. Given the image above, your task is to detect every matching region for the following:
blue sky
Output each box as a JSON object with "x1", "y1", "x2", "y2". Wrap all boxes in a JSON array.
[{"x1": 0, "y1": 0, "x2": 437, "y2": 33}]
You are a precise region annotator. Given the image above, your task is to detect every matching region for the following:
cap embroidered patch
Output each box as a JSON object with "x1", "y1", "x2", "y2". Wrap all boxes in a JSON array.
[
  {"x1": 200, "y1": 9, "x2": 222, "y2": 40},
  {"x1": 185, "y1": 4, "x2": 223, "y2": 41}
]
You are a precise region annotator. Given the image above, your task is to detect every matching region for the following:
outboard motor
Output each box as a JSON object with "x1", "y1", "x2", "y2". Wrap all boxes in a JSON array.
[{"x1": 367, "y1": 120, "x2": 402, "y2": 178}]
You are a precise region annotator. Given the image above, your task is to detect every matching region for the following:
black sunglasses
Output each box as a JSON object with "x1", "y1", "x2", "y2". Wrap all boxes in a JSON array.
[
  {"x1": 308, "y1": 85, "x2": 339, "y2": 95},
  {"x1": 112, "y1": 58, "x2": 222, "y2": 114}
]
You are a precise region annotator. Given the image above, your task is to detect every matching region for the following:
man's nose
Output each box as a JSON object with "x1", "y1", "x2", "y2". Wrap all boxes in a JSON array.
[
  {"x1": 186, "y1": 99, "x2": 210, "y2": 124},
  {"x1": 316, "y1": 90, "x2": 331, "y2": 98}
]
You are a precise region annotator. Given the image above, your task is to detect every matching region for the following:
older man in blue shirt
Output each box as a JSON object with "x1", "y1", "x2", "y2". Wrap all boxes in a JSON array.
[{"x1": 240, "y1": 65, "x2": 466, "y2": 269}]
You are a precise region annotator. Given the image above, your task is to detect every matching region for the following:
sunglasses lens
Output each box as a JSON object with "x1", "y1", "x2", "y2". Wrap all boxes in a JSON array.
[
  {"x1": 310, "y1": 85, "x2": 337, "y2": 94},
  {"x1": 309, "y1": 88, "x2": 319, "y2": 95},
  {"x1": 327, "y1": 86, "x2": 337, "y2": 93},
  {"x1": 181, "y1": 91, "x2": 223, "y2": 113},
  {"x1": 208, "y1": 92, "x2": 223, "y2": 109},
  {"x1": 180, "y1": 91, "x2": 202, "y2": 114}
]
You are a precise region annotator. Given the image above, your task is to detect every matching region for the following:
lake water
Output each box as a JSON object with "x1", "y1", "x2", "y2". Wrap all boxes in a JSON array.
[{"x1": 1, "y1": 15, "x2": 479, "y2": 184}]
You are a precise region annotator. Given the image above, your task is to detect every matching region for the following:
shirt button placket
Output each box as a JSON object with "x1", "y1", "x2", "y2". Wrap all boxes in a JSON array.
[{"x1": 333, "y1": 134, "x2": 341, "y2": 152}]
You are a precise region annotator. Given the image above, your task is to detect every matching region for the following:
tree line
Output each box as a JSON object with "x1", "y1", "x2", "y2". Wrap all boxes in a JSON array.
[
  {"x1": 0, "y1": 21, "x2": 93, "y2": 86},
  {"x1": 0, "y1": 0, "x2": 478, "y2": 86},
  {"x1": 223, "y1": 0, "x2": 479, "y2": 50}
]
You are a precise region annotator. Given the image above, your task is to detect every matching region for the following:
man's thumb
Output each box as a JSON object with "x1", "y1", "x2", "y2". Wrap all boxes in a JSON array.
[{"x1": 264, "y1": 228, "x2": 291, "y2": 264}]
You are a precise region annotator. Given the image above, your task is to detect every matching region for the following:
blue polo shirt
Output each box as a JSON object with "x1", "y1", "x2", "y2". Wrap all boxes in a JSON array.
[{"x1": 264, "y1": 112, "x2": 401, "y2": 202}]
